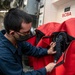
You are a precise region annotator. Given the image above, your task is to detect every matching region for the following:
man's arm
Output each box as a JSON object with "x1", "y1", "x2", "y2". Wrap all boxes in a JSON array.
[
  {"x1": 21, "y1": 41, "x2": 48, "y2": 57},
  {"x1": 21, "y1": 42, "x2": 56, "y2": 57},
  {"x1": 0, "y1": 55, "x2": 56, "y2": 75},
  {"x1": 0, "y1": 54, "x2": 47, "y2": 75}
]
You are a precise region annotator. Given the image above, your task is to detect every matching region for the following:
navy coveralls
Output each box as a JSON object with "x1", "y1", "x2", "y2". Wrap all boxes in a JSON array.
[{"x1": 0, "y1": 30, "x2": 48, "y2": 75}]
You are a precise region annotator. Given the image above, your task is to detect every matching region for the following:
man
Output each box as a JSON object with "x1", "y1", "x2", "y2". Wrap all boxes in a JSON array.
[{"x1": 0, "y1": 8, "x2": 56, "y2": 75}]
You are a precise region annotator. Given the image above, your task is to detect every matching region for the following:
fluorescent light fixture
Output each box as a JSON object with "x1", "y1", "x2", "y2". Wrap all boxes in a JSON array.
[
  {"x1": 0, "y1": 10, "x2": 8, "y2": 12},
  {"x1": 24, "y1": 0, "x2": 28, "y2": 5}
]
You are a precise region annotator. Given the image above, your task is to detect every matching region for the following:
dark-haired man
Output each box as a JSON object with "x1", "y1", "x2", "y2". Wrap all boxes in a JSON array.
[{"x1": 0, "y1": 8, "x2": 56, "y2": 75}]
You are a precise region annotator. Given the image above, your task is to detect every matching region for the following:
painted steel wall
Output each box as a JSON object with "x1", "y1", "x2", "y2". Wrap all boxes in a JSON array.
[
  {"x1": 56, "y1": 0, "x2": 75, "y2": 23},
  {"x1": 38, "y1": 0, "x2": 75, "y2": 25}
]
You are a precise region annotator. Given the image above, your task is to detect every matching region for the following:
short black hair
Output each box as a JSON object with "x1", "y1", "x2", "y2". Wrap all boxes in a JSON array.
[{"x1": 4, "y1": 8, "x2": 33, "y2": 33}]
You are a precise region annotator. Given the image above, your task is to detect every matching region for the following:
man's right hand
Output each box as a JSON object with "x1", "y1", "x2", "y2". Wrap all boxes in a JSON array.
[{"x1": 45, "y1": 62, "x2": 56, "y2": 72}]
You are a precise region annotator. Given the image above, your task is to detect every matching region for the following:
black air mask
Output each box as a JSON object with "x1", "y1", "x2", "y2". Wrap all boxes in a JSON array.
[{"x1": 16, "y1": 34, "x2": 32, "y2": 42}]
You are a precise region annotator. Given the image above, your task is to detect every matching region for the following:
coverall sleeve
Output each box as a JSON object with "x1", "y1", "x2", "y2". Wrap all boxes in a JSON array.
[
  {"x1": 0, "y1": 54, "x2": 46, "y2": 75},
  {"x1": 22, "y1": 41, "x2": 48, "y2": 57}
]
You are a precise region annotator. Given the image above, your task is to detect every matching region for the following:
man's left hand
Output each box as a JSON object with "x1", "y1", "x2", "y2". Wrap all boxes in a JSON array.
[{"x1": 47, "y1": 42, "x2": 56, "y2": 54}]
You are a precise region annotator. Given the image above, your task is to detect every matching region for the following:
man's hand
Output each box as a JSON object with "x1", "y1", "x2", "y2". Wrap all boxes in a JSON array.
[
  {"x1": 47, "y1": 42, "x2": 56, "y2": 54},
  {"x1": 45, "y1": 62, "x2": 56, "y2": 72}
]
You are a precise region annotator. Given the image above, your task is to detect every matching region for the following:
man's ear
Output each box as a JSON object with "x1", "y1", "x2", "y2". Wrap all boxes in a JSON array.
[{"x1": 9, "y1": 30, "x2": 15, "y2": 35}]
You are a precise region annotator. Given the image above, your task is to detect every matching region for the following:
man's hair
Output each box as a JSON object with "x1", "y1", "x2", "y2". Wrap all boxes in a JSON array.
[{"x1": 4, "y1": 8, "x2": 33, "y2": 33}]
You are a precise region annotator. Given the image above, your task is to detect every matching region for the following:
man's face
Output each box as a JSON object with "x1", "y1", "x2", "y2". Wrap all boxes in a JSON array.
[{"x1": 13, "y1": 22, "x2": 32, "y2": 41}]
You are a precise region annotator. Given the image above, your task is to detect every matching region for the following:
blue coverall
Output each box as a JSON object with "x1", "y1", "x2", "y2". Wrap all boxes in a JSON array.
[{"x1": 0, "y1": 30, "x2": 48, "y2": 75}]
